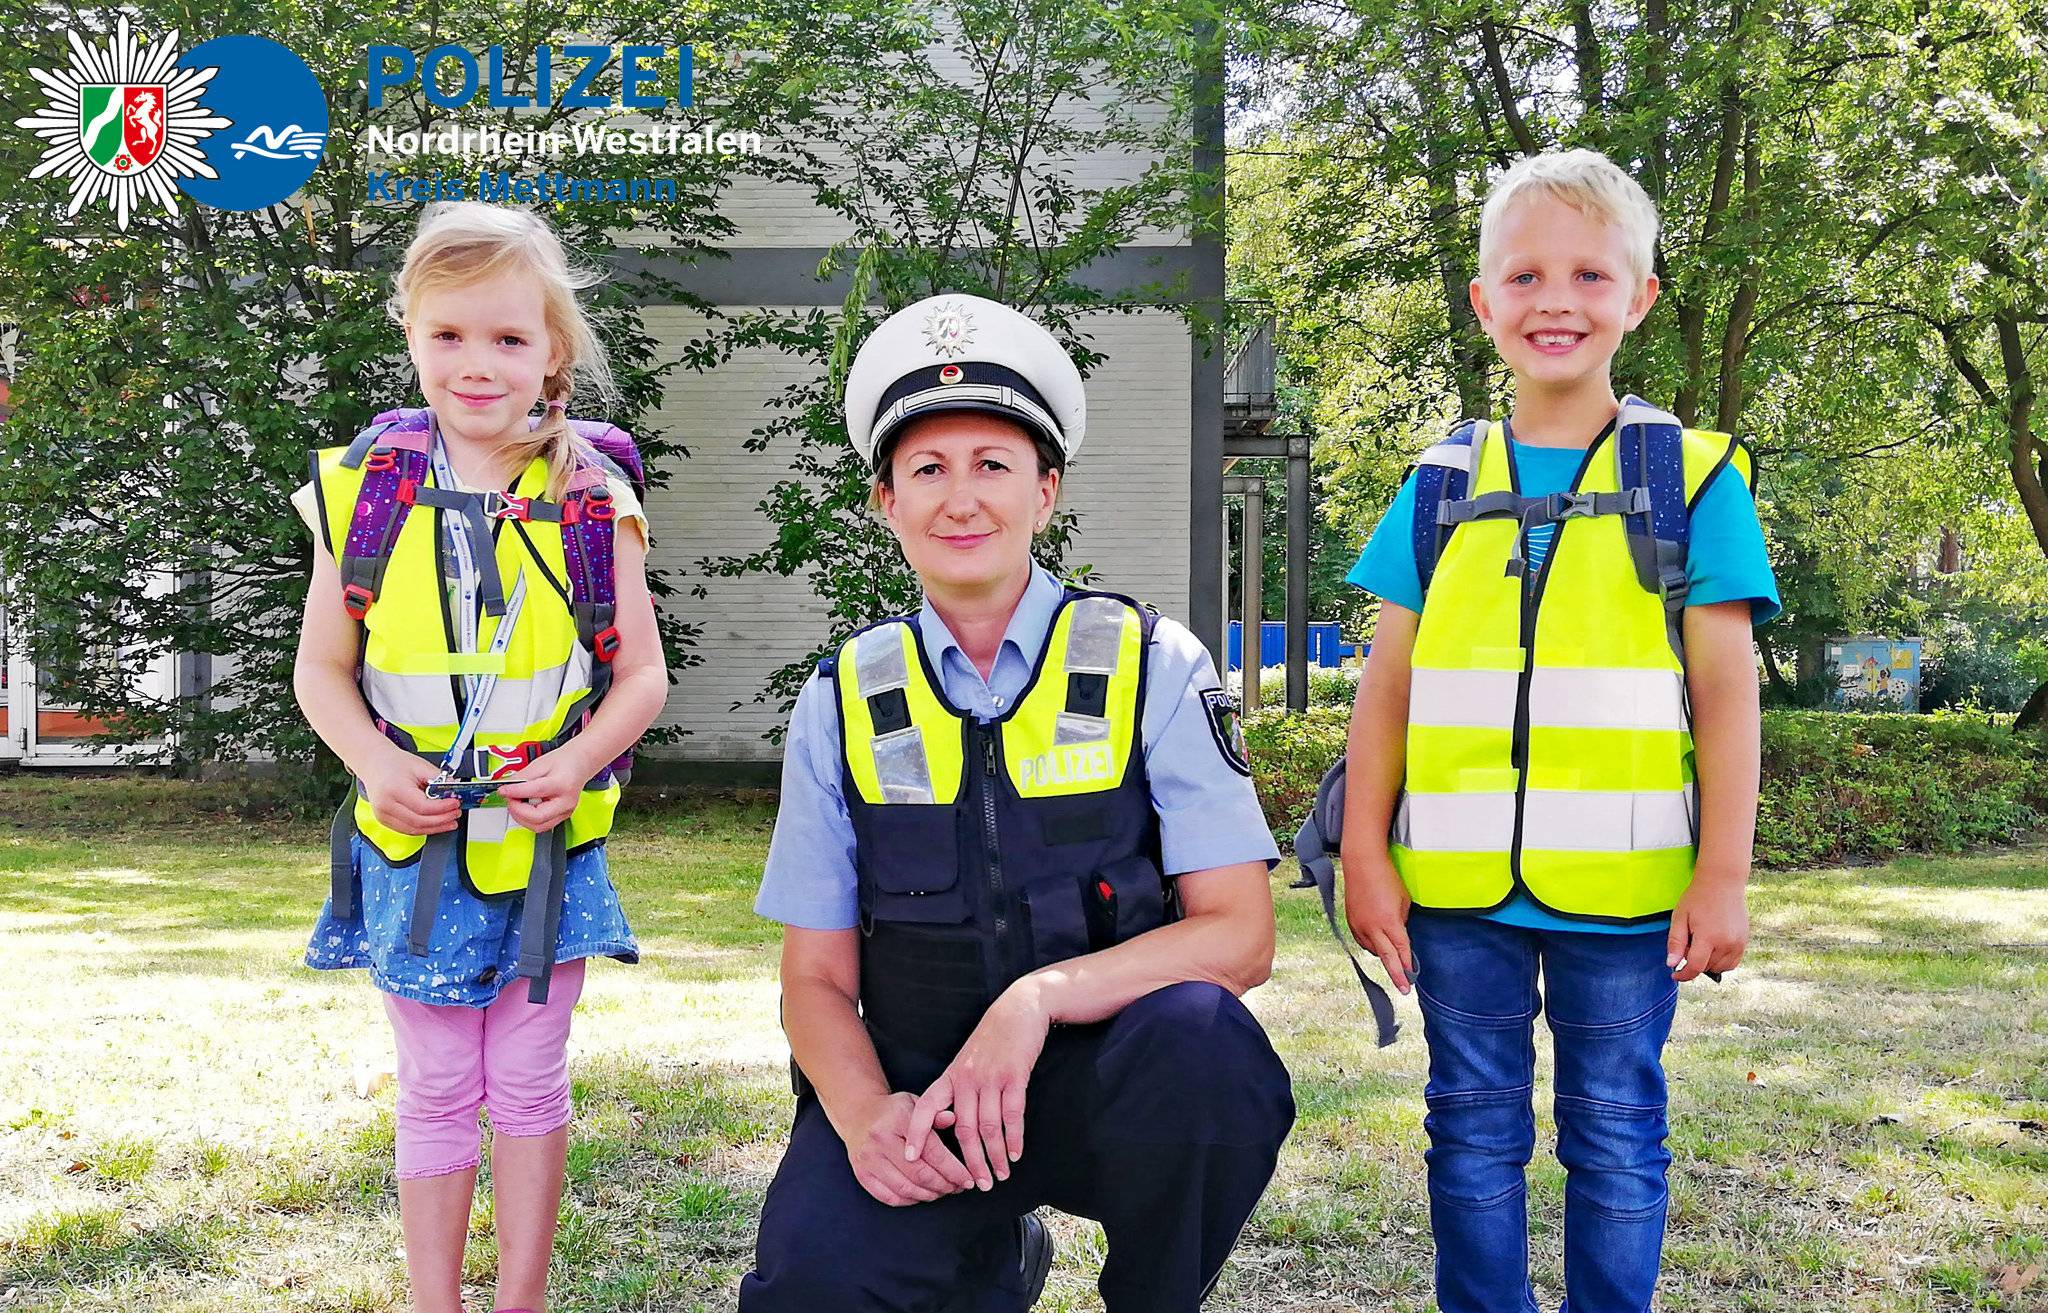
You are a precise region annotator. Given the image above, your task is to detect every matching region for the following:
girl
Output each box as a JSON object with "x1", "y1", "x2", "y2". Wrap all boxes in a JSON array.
[{"x1": 293, "y1": 203, "x2": 667, "y2": 1313}]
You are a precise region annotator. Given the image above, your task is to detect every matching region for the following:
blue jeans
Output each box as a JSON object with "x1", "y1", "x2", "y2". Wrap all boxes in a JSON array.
[{"x1": 1406, "y1": 913, "x2": 1678, "y2": 1313}]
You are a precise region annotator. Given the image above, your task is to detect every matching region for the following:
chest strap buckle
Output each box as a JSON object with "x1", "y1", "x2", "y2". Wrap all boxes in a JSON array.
[{"x1": 482, "y1": 490, "x2": 535, "y2": 522}]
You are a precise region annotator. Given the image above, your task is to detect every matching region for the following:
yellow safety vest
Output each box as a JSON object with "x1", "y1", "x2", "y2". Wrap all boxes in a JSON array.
[
  {"x1": 1391, "y1": 402, "x2": 1752, "y2": 923},
  {"x1": 836, "y1": 592, "x2": 1147, "y2": 809},
  {"x1": 313, "y1": 446, "x2": 620, "y2": 898}
]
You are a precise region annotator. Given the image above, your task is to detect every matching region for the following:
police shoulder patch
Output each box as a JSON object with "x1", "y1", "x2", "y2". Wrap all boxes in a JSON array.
[{"x1": 1200, "y1": 688, "x2": 1253, "y2": 777}]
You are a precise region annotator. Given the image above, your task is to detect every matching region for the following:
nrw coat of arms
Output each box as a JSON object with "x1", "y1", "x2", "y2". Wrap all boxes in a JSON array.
[{"x1": 15, "y1": 19, "x2": 231, "y2": 229}]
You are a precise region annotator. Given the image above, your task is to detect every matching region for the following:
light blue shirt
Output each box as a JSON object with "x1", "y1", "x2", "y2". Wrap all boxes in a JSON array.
[
  {"x1": 756, "y1": 566, "x2": 1281, "y2": 930},
  {"x1": 1348, "y1": 434, "x2": 1781, "y2": 936}
]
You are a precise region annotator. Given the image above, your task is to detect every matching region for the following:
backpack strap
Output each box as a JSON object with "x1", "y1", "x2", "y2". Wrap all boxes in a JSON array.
[
  {"x1": 1411, "y1": 420, "x2": 1480, "y2": 597},
  {"x1": 335, "y1": 413, "x2": 433, "y2": 620},
  {"x1": 557, "y1": 462, "x2": 630, "y2": 784},
  {"x1": 1613, "y1": 396, "x2": 1692, "y2": 661},
  {"x1": 1290, "y1": 755, "x2": 1399, "y2": 1048}
]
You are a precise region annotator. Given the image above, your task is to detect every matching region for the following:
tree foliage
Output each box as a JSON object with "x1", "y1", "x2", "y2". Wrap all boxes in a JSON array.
[
  {"x1": 1228, "y1": 0, "x2": 2048, "y2": 702},
  {"x1": 694, "y1": 0, "x2": 1220, "y2": 726}
]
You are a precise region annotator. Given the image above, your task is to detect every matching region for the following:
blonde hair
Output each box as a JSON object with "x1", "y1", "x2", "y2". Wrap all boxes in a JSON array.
[
  {"x1": 391, "y1": 203, "x2": 616, "y2": 499},
  {"x1": 1477, "y1": 149, "x2": 1660, "y2": 285}
]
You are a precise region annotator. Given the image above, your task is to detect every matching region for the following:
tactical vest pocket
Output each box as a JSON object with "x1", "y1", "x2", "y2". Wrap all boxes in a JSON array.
[
  {"x1": 859, "y1": 804, "x2": 968, "y2": 924},
  {"x1": 1090, "y1": 854, "x2": 1168, "y2": 946}
]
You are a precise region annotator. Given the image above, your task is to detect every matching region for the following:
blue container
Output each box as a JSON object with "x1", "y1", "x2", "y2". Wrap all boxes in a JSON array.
[
  {"x1": 1227, "y1": 621, "x2": 1347, "y2": 671},
  {"x1": 1825, "y1": 636, "x2": 1923, "y2": 712}
]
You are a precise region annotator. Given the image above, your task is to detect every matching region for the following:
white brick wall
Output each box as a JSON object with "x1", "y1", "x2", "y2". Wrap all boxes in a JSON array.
[{"x1": 641, "y1": 304, "x2": 1191, "y2": 762}]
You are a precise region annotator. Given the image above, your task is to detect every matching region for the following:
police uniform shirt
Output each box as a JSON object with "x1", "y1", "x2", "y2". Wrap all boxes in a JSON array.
[{"x1": 756, "y1": 566, "x2": 1281, "y2": 930}]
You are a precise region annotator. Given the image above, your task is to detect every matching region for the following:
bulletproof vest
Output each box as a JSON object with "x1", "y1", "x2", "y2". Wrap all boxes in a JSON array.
[{"x1": 832, "y1": 590, "x2": 1169, "y2": 1091}]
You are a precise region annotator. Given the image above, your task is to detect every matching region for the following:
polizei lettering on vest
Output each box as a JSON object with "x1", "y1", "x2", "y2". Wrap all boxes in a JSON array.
[{"x1": 1019, "y1": 741, "x2": 1115, "y2": 789}]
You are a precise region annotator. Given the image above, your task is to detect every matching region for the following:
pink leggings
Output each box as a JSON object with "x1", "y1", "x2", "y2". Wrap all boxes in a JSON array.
[{"x1": 380, "y1": 959, "x2": 586, "y2": 1180}]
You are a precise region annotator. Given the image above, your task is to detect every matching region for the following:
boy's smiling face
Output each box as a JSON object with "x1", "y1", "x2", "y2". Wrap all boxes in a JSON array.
[{"x1": 1470, "y1": 192, "x2": 1658, "y2": 397}]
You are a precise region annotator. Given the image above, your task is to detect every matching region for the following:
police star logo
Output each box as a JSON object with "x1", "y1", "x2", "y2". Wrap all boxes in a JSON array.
[
  {"x1": 921, "y1": 300, "x2": 977, "y2": 358},
  {"x1": 15, "y1": 20, "x2": 231, "y2": 230}
]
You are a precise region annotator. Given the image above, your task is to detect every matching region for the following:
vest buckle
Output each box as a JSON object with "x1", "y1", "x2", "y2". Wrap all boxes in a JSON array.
[
  {"x1": 489, "y1": 740, "x2": 543, "y2": 779},
  {"x1": 482, "y1": 490, "x2": 534, "y2": 522},
  {"x1": 1547, "y1": 491, "x2": 1600, "y2": 520}
]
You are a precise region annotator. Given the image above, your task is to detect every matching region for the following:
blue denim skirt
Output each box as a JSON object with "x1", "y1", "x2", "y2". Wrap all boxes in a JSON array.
[{"x1": 307, "y1": 833, "x2": 639, "y2": 1007}]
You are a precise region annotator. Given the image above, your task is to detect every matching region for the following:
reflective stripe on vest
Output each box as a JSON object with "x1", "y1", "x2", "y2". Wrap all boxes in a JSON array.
[
  {"x1": 314, "y1": 445, "x2": 620, "y2": 899},
  {"x1": 1391, "y1": 407, "x2": 1749, "y2": 923}
]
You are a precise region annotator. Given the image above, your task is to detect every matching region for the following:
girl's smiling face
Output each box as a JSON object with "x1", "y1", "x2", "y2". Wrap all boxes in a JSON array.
[
  {"x1": 404, "y1": 268, "x2": 562, "y2": 447},
  {"x1": 877, "y1": 413, "x2": 1058, "y2": 596},
  {"x1": 1470, "y1": 192, "x2": 1659, "y2": 394}
]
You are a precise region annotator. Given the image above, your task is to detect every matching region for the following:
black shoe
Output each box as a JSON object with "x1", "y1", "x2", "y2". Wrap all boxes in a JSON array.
[
  {"x1": 1287, "y1": 870, "x2": 1317, "y2": 889},
  {"x1": 1018, "y1": 1211, "x2": 1053, "y2": 1308}
]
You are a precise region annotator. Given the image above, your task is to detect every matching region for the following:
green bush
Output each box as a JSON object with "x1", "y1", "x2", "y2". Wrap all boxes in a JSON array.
[
  {"x1": 1228, "y1": 665, "x2": 1360, "y2": 709},
  {"x1": 1243, "y1": 707, "x2": 2048, "y2": 868}
]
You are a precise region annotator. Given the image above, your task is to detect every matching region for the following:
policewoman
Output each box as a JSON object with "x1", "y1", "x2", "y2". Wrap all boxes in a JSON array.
[{"x1": 739, "y1": 295, "x2": 1296, "y2": 1313}]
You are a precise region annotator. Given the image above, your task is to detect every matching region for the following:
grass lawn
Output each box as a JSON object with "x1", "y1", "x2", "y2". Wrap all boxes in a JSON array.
[{"x1": 1, "y1": 776, "x2": 2043, "y2": 1311}]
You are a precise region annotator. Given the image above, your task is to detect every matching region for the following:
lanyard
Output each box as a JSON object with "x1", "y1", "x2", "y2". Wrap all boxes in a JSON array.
[{"x1": 430, "y1": 424, "x2": 527, "y2": 777}]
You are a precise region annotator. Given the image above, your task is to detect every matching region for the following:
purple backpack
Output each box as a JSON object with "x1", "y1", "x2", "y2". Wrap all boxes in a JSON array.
[{"x1": 330, "y1": 406, "x2": 645, "y2": 783}]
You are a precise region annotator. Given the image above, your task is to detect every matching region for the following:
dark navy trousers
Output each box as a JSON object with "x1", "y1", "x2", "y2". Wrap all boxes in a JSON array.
[{"x1": 739, "y1": 982, "x2": 1296, "y2": 1313}]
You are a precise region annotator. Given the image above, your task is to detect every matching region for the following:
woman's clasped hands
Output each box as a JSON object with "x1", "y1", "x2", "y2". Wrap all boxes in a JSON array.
[{"x1": 900, "y1": 981, "x2": 1051, "y2": 1195}]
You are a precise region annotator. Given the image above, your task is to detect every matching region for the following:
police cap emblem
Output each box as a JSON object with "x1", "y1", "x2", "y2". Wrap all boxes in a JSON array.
[{"x1": 922, "y1": 300, "x2": 976, "y2": 357}]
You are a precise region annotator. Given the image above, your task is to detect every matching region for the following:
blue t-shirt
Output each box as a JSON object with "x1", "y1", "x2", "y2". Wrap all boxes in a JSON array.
[{"x1": 1347, "y1": 430, "x2": 1780, "y2": 935}]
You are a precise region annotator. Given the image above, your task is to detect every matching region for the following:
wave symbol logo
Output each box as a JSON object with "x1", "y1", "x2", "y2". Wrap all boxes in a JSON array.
[{"x1": 229, "y1": 123, "x2": 326, "y2": 160}]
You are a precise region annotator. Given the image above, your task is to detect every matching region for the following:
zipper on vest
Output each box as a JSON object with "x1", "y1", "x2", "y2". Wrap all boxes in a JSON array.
[{"x1": 980, "y1": 730, "x2": 1007, "y2": 949}]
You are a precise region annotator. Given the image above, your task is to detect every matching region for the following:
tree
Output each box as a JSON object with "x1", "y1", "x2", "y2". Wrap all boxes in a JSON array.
[{"x1": 694, "y1": 0, "x2": 1221, "y2": 727}]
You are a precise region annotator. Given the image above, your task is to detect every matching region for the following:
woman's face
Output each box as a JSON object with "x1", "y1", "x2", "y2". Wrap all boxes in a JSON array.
[
  {"x1": 877, "y1": 413, "x2": 1059, "y2": 596},
  {"x1": 404, "y1": 268, "x2": 562, "y2": 448}
]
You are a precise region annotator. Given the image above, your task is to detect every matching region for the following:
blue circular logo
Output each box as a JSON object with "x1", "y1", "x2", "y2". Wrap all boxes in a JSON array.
[{"x1": 175, "y1": 35, "x2": 327, "y2": 211}]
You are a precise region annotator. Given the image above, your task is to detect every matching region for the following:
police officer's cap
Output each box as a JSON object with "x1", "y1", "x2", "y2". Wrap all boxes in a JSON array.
[{"x1": 844, "y1": 294, "x2": 1086, "y2": 472}]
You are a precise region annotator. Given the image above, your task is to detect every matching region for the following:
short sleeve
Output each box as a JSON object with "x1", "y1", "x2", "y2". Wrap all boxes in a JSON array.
[
  {"x1": 602, "y1": 473, "x2": 649, "y2": 546},
  {"x1": 1141, "y1": 618, "x2": 1281, "y2": 875},
  {"x1": 754, "y1": 669, "x2": 861, "y2": 930},
  {"x1": 291, "y1": 481, "x2": 322, "y2": 544},
  {"x1": 1684, "y1": 465, "x2": 1781, "y2": 625},
  {"x1": 1344, "y1": 471, "x2": 1426, "y2": 612}
]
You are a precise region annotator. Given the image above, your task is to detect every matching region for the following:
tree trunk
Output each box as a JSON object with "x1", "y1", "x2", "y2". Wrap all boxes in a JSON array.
[
  {"x1": 1716, "y1": 119, "x2": 1762, "y2": 433},
  {"x1": 1758, "y1": 631, "x2": 1792, "y2": 696},
  {"x1": 1574, "y1": 0, "x2": 1605, "y2": 135},
  {"x1": 1996, "y1": 314, "x2": 2048, "y2": 560},
  {"x1": 1416, "y1": 58, "x2": 1490, "y2": 418},
  {"x1": 1675, "y1": 0, "x2": 1748, "y2": 427},
  {"x1": 2015, "y1": 677, "x2": 2048, "y2": 735}
]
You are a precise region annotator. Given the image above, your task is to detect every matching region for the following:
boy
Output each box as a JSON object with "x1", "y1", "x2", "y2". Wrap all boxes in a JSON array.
[{"x1": 1340, "y1": 149, "x2": 1780, "y2": 1313}]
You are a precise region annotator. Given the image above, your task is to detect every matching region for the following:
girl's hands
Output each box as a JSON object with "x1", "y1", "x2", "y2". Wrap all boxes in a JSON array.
[
  {"x1": 902, "y1": 985, "x2": 1050, "y2": 1191},
  {"x1": 359, "y1": 750, "x2": 460, "y2": 835},
  {"x1": 1344, "y1": 852, "x2": 1415, "y2": 994},
  {"x1": 499, "y1": 748, "x2": 597, "y2": 832},
  {"x1": 844, "y1": 1092, "x2": 974, "y2": 1207}
]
